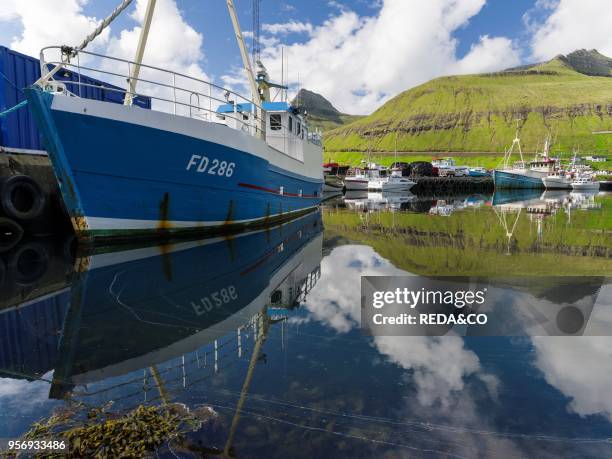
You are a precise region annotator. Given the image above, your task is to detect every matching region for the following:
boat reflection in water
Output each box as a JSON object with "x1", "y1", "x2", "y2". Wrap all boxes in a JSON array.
[
  {"x1": 341, "y1": 191, "x2": 493, "y2": 215},
  {"x1": 1, "y1": 211, "x2": 322, "y2": 403},
  {"x1": 50, "y1": 211, "x2": 323, "y2": 398}
]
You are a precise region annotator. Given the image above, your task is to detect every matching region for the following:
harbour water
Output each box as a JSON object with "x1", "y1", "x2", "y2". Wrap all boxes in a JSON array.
[{"x1": 0, "y1": 191, "x2": 610, "y2": 457}]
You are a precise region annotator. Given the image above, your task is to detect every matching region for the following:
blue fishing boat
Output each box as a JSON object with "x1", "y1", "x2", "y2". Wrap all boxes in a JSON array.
[
  {"x1": 493, "y1": 134, "x2": 555, "y2": 189},
  {"x1": 468, "y1": 167, "x2": 490, "y2": 177},
  {"x1": 492, "y1": 169, "x2": 545, "y2": 188},
  {"x1": 25, "y1": 3, "x2": 322, "y2": 243}
]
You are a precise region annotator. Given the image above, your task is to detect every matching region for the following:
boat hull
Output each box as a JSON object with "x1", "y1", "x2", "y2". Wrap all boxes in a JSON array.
[
  {"x1": 26, "y1": 89, "x2": 323, "y2": 242},
  {"x1": 571, "y1": 182, "x2": 600, "y2": 191},
  {"x1": 542, "y1": 176, "x2": 571, "y2": 189},
  {"x1": 368, "y1": 179, "x2": 385, "y2": 191},
  {"x1": 323, "y1": 175, "x2": 344, "y2": 192},
  {"x1": 493, "y1": 170, "x2": 545, "y2": 189},
  {"x1": 344, "y1": 177, "x2": 368, "y2": 191},
  {"x1": 382, "y1": 182, "x2": 415, "y2": 192}
]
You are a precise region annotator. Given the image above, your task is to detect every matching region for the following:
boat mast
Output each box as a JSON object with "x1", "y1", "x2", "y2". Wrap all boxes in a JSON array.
[
  {"x1": 502, "y1": 123, "x2": 524, "y2": 169},
  {"x1": 124, "y1": 0, "x2": 156, "y2": 106},
  {"x1": 225, "y1": 0, "x2": 265, "y2": 140}
]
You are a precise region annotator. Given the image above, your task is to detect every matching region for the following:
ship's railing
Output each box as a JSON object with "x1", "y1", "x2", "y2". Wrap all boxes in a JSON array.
[
  {"x1": 69, "y1": 314, "x2": 264, "y2": 409},
  {"x1": 37, "y1": 46, "x2": 267, "y2": 138}
]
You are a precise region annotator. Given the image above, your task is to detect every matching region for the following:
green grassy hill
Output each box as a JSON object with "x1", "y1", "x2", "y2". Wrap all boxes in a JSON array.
[{"x1": 324, "y1": 50, "x2": 612, "y2": 157}]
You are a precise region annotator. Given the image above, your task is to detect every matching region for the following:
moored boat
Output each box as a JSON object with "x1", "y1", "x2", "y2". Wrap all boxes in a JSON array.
[
  {"x1": 542, "y1": 173, "x2": 572, "y2": 189},
  {"x1": 26, "y1": 6, "x2": 322, "y2": 243},
  {"x1": 322, "y1": 162, "x2": 348, "y2": 191},
  {"x1": 571, "y1": 175, "x2": 600, "y2": 191},
  {"x1": 381, "y1": 175, "x2": 416, "y2": 192},
  {"x1": 323, "y1": 175, "x2": 344, "y2": 192},
  {"x1": 368, "y1": 177, "x2": 386, "y2": 191},
  {"x1": 432, "y1": 157, "x2": 469, "y2": 177},
  {"x1": 344, "y1": 170, "x2": 369, "y2": 191},
  {"x1": 494, "y1": 135, "x2": 556, "y2": 189},
  {"x1": 468, "y1": 167, "x2": 490, "y2": 177}
]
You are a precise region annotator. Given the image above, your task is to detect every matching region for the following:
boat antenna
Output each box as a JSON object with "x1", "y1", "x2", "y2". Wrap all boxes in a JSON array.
[
  {"x1": 281, "y1": 46, "x2": 284, "y2": 101},
  {"x1": 252, "y1": 0, "x2": 261, "y2": 66}
]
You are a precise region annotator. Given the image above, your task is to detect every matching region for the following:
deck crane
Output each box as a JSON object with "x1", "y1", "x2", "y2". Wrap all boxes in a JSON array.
[{"x1": 251, "y1": 0, "x2": 287, "y2": 102}]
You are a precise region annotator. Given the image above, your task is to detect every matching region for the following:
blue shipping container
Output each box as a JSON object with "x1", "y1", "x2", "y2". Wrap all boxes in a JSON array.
[
  {"x1": 0, "y1": 46, "x2": 151, "y2": 153},
  {"x1": 0, "y1": 290, "x2": 70, "y2": 379}
]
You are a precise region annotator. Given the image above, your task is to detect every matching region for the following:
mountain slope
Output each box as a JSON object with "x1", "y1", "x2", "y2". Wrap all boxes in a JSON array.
[
  {"x1": 292, "y1": 89, "x2": 362, "y2": 131},
  {"x1": 324, "y1": 50, "x2": 612, "y2": 154}
]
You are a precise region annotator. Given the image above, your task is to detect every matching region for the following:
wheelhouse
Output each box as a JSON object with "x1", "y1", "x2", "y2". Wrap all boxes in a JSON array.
[{"x1": 216, "y1": 101, "x2": 321, "y2": 161}]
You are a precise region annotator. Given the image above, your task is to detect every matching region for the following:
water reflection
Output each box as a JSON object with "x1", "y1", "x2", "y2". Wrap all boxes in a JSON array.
[
  {"x1": 0, "y1": 203, "x2": 610, "y2": 457},
  {"x1": 323, "y1": 190, "x2": 611, "y2": 275},
  {"x1": 334, "y1": 189, "x2": 604, "y2": 218}
]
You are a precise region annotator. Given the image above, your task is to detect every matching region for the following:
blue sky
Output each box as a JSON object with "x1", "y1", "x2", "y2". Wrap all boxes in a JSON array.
[
  {"x1": 2, "y1": 0, "x2": 611, "y2": 114},
  {"x1": 78, "y1": 0, "x2": 542, "y2": 81}
]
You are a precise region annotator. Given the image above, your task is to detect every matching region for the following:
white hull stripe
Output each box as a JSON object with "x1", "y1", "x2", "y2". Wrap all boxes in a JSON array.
[
  {"x1": 84, "y1": 207, "x2": 318, "y2": 231},
  {"x1": 87, "y1": 212, "x2": 316, "y2": 270}
]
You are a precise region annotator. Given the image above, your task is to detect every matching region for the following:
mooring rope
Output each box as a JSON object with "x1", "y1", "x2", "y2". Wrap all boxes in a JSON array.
[
  {"x1": 0, "y1": 99, "x2": 28, "y2": 118},
  {"x1": 0, "y1": 70, "x2": 24, "y2": 93},
  {"x1": 36, "y1": 0, "x2": 134, "y2": 86},
  {"x1": 74, "y1": 0, "x2": 134, "y2": 54}
]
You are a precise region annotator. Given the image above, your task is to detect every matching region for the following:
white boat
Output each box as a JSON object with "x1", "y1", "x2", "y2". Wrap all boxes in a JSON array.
[
  {"x1": 432, "y1": 157, "x2": 469, "y2": 177},
  {"x1": 322, "y1": 162, "x2": 349, "y2": 191},
  {"x1": 323, "y1": 175, "x2": 344, "y2": 192},
  {"x1": 382, "y1": 175, "x2": 415, "y2": 192},
  {"x1": 542, "y1": 173, "x2": 572, "y2": 189},
  {"x1": 571, "y1": 175, "x2": 600, "y2": 191},
  {"x1": 343, "y1": 191, "x2": 415, "y2": 212},
  {"x1": 347, "y1": 164, "x2": 387, "y2": 191},
  {"x1": 368, "y1": 177, "x2": 387, "y2": 191},
  {"x1": 344, "y1": 171, "x2": 369, "y2": 191}
]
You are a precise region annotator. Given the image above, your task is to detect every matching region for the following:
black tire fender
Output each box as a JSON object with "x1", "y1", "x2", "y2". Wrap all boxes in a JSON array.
[
  {"x1": 0, "y1": 217, "x2": 24, "y2": 253},
  {"x1": 0, "y1": 174, "x2": 47, "y2": 221},
  {"x1": 7, "y1": 241, "x2": 51, "y2": 286}
]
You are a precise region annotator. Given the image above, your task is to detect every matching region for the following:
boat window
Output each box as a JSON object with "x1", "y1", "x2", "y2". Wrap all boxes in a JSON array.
[
  {"x1": 288, "y1": 116, "x2": 293, "y2": 133},
  {"x1": 271, "y1": 290, "x2": 282, "y2": 304},
  {"x1": 270, "y1": 114, "x2": 282, "y2": 130},
  {"x1": 297, "y1": 121, "x2": 301, "y2": 136}
]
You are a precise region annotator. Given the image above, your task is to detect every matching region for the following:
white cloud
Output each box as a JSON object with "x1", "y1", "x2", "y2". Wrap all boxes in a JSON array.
[
  {"x1": 262, "y1": 21, "x2": 313, "y2": 35},
  {"x1": 0, "y1": 372, "x2": 55, "y2": 415},
  {"x1": 101, "y1": 0, "x2": 210, "y2": 114},
  {"x1": 452, "y1": 35, "x2": 520, "y2": 75},
  {"x1": 533, "y1": 337, "x2": 612, "y2": 421},
  {"x1": 303, "y1": 244, "x2": 409, "y2": 333},
  {"x1": 105, "y1": 0, "x2": 204, "y2": 76},
  {"x1": 374, "y1": 335, "x2": 483, "y2": 408},
  {"x1": 1, "y1": 0, "x2": 110, "y2": 56},
  {"x1": 529, "y1": 0, "x2": 612, "y2": 61},
  {"x1": 246, "y1": 0, "x2": 520, "y2": 114},
  {"x1": 302, "y1": 244, "x2": 498, "y2": 408},
  {"x1": 0, "y1": 0, "x2": 209, "y2": 111}
]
